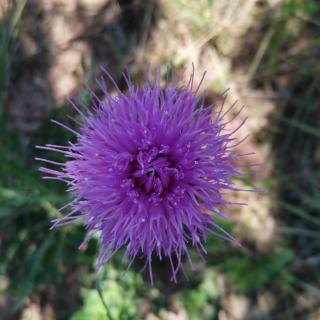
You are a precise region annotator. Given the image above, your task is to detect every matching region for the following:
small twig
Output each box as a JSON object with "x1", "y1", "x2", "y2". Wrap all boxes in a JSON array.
[
  {"x1": 293, "y1": 278, "x2": 320, "y2": 297},
  {"x1": 296, "y1": 13, "x2": 320, "y2": 27}
]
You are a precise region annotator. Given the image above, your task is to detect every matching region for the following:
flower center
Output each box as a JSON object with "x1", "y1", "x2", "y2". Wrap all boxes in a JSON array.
[{"x1": 129, "y1": 146, "x2": 182, "y2": 196}]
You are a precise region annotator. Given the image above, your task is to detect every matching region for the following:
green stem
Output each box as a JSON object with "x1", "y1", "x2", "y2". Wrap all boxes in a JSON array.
[{"x1": 96, "y1": 270, "x2": 115, "y2": 320}]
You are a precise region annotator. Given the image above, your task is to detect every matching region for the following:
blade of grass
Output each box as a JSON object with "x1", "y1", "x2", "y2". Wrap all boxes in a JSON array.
[
  {"x1": 280, "y1": 117, "x2": 320, "y2": 138},
  {"x1": 13, "y1": 234, "x2": 53, "y2": 311},
  {"x1": 279, "y1": 201, "x2": 320, "y2": 227}
]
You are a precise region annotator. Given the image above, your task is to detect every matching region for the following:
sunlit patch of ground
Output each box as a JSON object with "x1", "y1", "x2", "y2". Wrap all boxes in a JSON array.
[{"x1": 227, "y1": 182, "x2": 277, "y2": 251}]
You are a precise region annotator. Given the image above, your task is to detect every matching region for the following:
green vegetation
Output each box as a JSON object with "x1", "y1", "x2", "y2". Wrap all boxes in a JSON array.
[
  {"x1": 221, "y1": 250, "x2": 294, "y2": 293},
  {"x1": 0, "y1": 0, "x2": 25, "y2": 114},
  {"x1": 71, "y1": 267, "x2": 146, "y2": 320}
]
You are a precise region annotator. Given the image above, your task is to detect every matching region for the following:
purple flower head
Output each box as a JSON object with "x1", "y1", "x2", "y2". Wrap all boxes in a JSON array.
[{"x1": 37, "y1": 66, "x2": 248, "y2": 283}]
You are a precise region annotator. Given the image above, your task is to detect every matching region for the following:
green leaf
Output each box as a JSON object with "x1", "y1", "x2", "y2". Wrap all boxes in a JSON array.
[{"x1": 177, "y1": 269, "x2": 219, "y2": 320}]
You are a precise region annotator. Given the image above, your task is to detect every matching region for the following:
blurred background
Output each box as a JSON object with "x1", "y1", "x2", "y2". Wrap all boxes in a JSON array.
[{"x1": 0, "y1": 0, "x2": 319, "y2": 319}]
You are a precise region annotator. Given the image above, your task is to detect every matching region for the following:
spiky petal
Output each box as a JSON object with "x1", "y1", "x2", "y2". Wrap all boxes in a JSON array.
[{"x1": 37, "y1": 66, "x2": 248, "y2": 283}]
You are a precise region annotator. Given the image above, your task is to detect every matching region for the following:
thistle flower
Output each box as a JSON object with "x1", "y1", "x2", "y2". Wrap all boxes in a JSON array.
[{"x1": 36, "y1": 66, "x2": 248, "y2": 283}]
